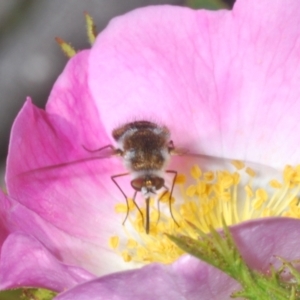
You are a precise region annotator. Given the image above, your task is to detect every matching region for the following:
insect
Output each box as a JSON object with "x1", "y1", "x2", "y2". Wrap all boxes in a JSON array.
[
  {"x1": 84, "y1": 120, "x2": 180, "y2": 234},
  {"x1": 14, "y1": 120, "x2": 183, "y2": 234}
]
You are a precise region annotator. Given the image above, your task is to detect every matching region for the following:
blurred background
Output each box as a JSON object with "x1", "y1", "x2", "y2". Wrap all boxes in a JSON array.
[{"x1": 0, "y1": 0, "x2": 233, "y2": 298}]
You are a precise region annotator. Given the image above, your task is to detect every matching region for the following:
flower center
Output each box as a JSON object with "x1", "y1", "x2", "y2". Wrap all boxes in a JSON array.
[{"x1": 109, "y1": 160, "x2": 300, "y2": 264}]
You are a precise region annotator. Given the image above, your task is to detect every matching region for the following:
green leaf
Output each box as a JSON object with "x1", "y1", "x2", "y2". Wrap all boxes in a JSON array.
[
  {"x1": 167, "y1": 221, "x2": 300, "y2": 300},
  {"x1": 186, "y1": 0, "x2": 229, "y2": 10},
  {"x1": 21, "y1": 288, "x2": 57, "y2": 300},
  {"x1": 0, "y1": 289, "x2": 23, "y2": 300},
  {"x1": 0, "y1": 288, "x2": 57, "y2": 300}
]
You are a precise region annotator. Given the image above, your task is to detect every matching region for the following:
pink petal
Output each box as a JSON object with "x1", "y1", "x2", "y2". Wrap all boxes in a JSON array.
[
  {"x1": 6, "y1": 97, "x2": 123, "y2": 246},
  {"x1": 5, "y1": 0, "x2": 300, "y2": 290},
  {"x1": 46, "y1": 50, "x2": 111, "y2": 149},
  {"x1": 231, "y1": 217, "x2": 300, "y2": 271},
  {"x1": 1, "y1": 188, "x2": 128, "y2": 276},
  {"x1": 89, "y1": 0, "x2": 300, "y2": 169},
  {"x1": 0, "y1": 191, "x2": 97, "y2": 279},
  {"x1": 7, "y1": 51, "x2": 113, "y2": 177},
  {"x1": 0, "y1": 232, "x2": 93, "y2": 292},
  {"x1": 54, "y1": 218, "x2": 300, "y2": 300},
  {"x1": 0, "y1": 193, "x2": 11, "y2": 247},
  {"x1": 6, "y1": 52, "x2": 130, "y2": 250},
  {"x1": 54, "y1": 262, "x2": 228, "y2": 300},
  {"x1": 5, "y1": 53, "x2": 145, "y2": 276}
]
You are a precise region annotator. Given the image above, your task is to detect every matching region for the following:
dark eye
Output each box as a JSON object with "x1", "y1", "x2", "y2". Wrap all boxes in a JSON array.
[
  {"x1": 153, "y1": 177, "x2": 164, "y2": 190},
  {"x1": 131, "y1": 178, "x2": 144, "y2": 191}
]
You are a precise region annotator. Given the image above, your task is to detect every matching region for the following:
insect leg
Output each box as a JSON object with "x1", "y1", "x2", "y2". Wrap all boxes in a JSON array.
[
  {"x1": 145, "y1": 197, "x2": 150, "y2": 234},
  {"x1": 111, "y1": 173, "x2": 130, "y2": 225},
  {"x1": 132, "y1": 190, "x2": 144, "y2": 228},
  {"x1": 167, "y1": 140, "x2": 175, "y2": 152},
  {"x1": 166, "y1": 170, "x2": 180, "y2": 227}
]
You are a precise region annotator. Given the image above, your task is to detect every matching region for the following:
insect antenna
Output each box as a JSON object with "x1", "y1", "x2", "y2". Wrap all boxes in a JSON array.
[{"x1": 82, "y1": 144, "x2": 116, "y2": 153}]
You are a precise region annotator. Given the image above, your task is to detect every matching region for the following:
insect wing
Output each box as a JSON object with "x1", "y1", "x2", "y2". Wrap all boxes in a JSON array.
[
  {"x1": 7, "y1": 145, "x2": 119, "y2": 206},
  {"x1": 9, "y1": 146, "x2": 117, "y2": 180},
  {"x1": 5, "y1": 146, "x2": 122, "y2": 239}
]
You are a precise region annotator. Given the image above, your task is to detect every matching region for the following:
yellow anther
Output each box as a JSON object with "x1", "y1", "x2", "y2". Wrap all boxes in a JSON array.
[
  {"x1": 231, "y1": 160, "x2": 245, "y2": 170},
  {"x1": 159, "y1": 192, "x2": 171, "y2": 203},
  {"x1": 115, "y1": 198, "x2": 135, "y2": 213},
  {"x1": 253, "y1": 188, "x2": 268, "y2": 210},
  {"x1": 127, "y1": 239, "x2": 138, "y2": 248},
  {"x1": 186, "y1": 185, "x2": 197, "y2": 197},
  {"x1": 255, "y1": 188, "x2": 268, "y2": 202},
  {"x1": 150, "y1": 210, "x2": 159, "y2": 221},
  {"x1": 287, "y1": 205, "x2": 300, "y2": 218},
  {"x1": 292, "y1": 173, "x2": 300, "y2": 184},
  {"x1": 110, "y1": 163, "x2": 298, "y2": 266},
  {"x1": 175, "y1": 174, "x2": 186, "y2": 184},
  {"x1": 204, "y1": 171, "x2": 214, "y2": 181},
  {"x1": 283, "y1": 165, "x2": 295, "y2": 183},
  {"x1": 294, "y1": 165, "x2": 300, "y2": 179},
  {"x1": 137, "y1": 247, "x2": 149, "y2": 261},
  {"x1": 109, "y1": 236, "x2": 119, "y2": 249},
  {"x1": 246, "y1": 167, "x2": 256, "y2": 177},
  {"x1": 191, "y1": 165, "x2": 202, "y2": 179},
  {"x1": 196, "y1": 182, "x2": 207, "y2": 195},
  {"x1": 122, "y1": 251, "x2": 132, "y2": 262},
  {"x1": 220, "y1": 175, "x2": 233, "y2": 189},
  {"x1": 269, "y1": 179, "x2": 283, "y2": 189}
]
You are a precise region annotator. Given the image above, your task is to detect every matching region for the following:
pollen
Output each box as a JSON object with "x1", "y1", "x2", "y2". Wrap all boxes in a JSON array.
[{"x1": 109, "y1": 161, "x2": 300, "y2": 265}]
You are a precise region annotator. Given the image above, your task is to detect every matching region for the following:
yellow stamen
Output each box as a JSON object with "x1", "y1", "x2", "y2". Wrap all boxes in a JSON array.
[
  {"x1": 191, "y1": 165, "x2": 202, "y2": 179},
  {"x1": 204, "y1": 171, "x2": 215, "y2": 181},
  {"x1": 122, "y1": 251, "x2": 132, "y2": 262},
  {"x1": 115, "y1": 198, "x2": 135, "y2": 213},
  {"x1": 246, "y1": 167, "x2": 256, "y2": 177},
  {"x1": 270, "y1": 179, "x2": 283, "y2": 189},
  {"x1": 175, "y1": 174, "x2": 186, "y2": 184},
  {"x1": 109, "y1": 162, "x2": 300, "y2": 265},
  {"x1": 109, "y1": 236, "x2": 119, "y2": 249},
  {"x1": 127, "y1": 239, "x2": 138, "y2": 248},
  {"x1": 231, "y1": 160, "x2": 245, "y2": 170}
]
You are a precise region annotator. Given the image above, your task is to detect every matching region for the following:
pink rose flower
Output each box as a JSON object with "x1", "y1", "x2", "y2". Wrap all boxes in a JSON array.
[{"x1": 2, "y1": 0, "x2": 300, "y2": 298}]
